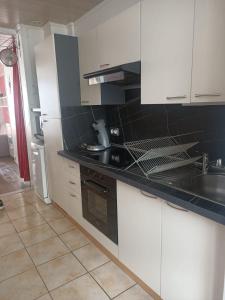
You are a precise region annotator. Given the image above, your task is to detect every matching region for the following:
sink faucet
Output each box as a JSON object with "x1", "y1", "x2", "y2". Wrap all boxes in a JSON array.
[{"x1": 202, "y1": 153, "x2": 209, "y2": 175}]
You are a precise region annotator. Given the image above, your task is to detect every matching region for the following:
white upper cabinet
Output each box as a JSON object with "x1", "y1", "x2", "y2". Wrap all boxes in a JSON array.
[
  {"x1": 98, "y1": 2, "x2": 141, "y2": 70},
  {"x1": 141, "y1": 0, "x2": 195, "y2": 104},
  {"x1": 78, "y1": 3, "x2": 140, "y2": 105},
  {"x1": 191, "y1": 0, "x2": 225, "y2": 103},
  {"x1": 78, "y1": 28, "x2": 99, "y2": 75},
  {"x1": 35, "y1": 36, "x2": 61, "y2": 118},
  {"x1": 78, "y1": 28, "x2": 101, "y2": 105}
]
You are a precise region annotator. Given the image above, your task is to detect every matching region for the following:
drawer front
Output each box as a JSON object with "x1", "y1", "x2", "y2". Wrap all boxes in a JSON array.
[
  {"x1": 65, "y1": 181, "x2": 81, "y2": 196},
  {"x1": 65, "y1": 160, "x2": 80, "y2": 173}
]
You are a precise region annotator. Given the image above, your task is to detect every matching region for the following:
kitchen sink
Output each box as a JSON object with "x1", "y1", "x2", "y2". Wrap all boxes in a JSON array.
[{"x1": 181, "y1": 173, "x2": 225, "y2": 205}]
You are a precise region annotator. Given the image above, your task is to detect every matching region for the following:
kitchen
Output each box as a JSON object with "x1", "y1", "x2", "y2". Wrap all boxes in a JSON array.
[{"x1": 0, "y1": 0, "x2": 225, "y2": 300}]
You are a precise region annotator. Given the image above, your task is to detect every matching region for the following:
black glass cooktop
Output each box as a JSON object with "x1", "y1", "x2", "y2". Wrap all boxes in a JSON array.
[{"x1": 77, "y1": 146, "x2": 134, "y2": 170}]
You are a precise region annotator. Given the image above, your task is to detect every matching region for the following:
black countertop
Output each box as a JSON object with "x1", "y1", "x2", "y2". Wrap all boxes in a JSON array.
[{"x1": 58, "y1": 150, "x2": 225, "y2": 226}]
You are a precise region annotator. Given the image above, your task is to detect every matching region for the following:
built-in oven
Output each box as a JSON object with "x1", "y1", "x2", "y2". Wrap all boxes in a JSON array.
[{"x1": 80, "y1": 166, "x2": 118, "y2": 244}]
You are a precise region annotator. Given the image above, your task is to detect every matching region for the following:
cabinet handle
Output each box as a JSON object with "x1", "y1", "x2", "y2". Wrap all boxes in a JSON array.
[
  {"x1": 140, "y1": 190, "x2": 158, "y2": 199},
  {"x1": 69, "y1": 181, "x2": 76, "y2": 185},
  {"x1": 70, "y1": 193, "x2": 77, "y2": 198},
  {"x1": 166, "y1": 96, "x2": 187, "y2": 100},
  {"x1": 195, "y1": 93, "x2": 221, "y2": 98},
  {"x1": 42, "y1": 120, "x2": 48, "y2": 123},
  {"x1": 100, "y1": 63, "x2": 110, "y2": 69},
  {"x1": 42, "y1": 114, "x2": 47, "y2": 116},
  {"x1": 81, "y1": 101, "x2": 90, "y2": 105},
  {"x1": 166, "y1": 202, "x2": 188, "y2": 212}
]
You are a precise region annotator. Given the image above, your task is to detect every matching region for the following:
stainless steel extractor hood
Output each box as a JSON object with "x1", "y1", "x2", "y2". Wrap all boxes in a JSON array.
[{"x1": 83, "y1": 61, "x2": 141, "y2": 86}]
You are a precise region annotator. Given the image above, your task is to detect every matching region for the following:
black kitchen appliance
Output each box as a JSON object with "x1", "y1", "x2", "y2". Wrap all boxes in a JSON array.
[
  {"x1": 80, "y1": 165, "x2": 118, "y2": 244},
  {"x1": 79, "y1": 146, "x2": 133, "y2": 169}
]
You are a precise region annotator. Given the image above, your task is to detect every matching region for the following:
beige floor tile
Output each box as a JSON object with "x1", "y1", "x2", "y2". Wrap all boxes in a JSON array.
[
  {"x1": 0, "y1": 211, "x2": 9, "y2": 224},
  {"x1": 39, "y1": 206, "x2": 64, "y2": 222},
  {"x1": 49, "y1": 217, "x2": 75, "y2": 235},
  {"x1": 24, "y1": 194, "x2": 42, "y2": 204},
  {"x1": 0, "y1": 268, "x2": 47, "y2": 300},
  {"x1": 114, "y1": 285, "x2": 154, "y2": 300},
  {"x1": 37, "y1": 294, "x2": 52, "y2": 300},
  {"x1": 0, "y1": 233, "x2": 24, "y2": 257},
  {"x1": 38, "y1": 253, "x2": 86, "y2": 290},
  {"x1": 60, "y1": 228, "x2": 89, "y2": 250},
  {"x1": 91, "y1": 261, "x2": 135, "y2": 298},
  {"x1": 51, "y1": 274, "x2": 109, "y2": 300},
  {"x1": 27, "y1": 236, "x2": 69, "y2": 265},
  {"x1": 12, "y1": 212, "x2": 46, "y2": 232},
  {"x1": 21, "y1": 190, "x2": 35, "y2": 197},
  {"x1": 0, "y1": 222, "x2": 16, "y2": 238},
  {"x1": 5, "y1": 197, "x2": 27, "y2": 210},
  {"x1": 32, "y1": 200, "x2": 52, "y2": 212},
  {"x1": 19, "y1": 223, "x2": 56, "y2": 247},
  {"x1": 73, "y1": 243, "x2": 110, "y2": 271},
  {"x1": 0, "y1": 248, "x2": 33, "y2": 282},
  {"x1": 3, "y1": 192, "x2": 24, "y2": 201},
  {"x1": 7, "y1": 204, "x2": 37, "y2": 220}
]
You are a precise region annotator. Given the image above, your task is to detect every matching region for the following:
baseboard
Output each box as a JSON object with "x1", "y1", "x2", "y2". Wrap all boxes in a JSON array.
[{"x1": 53, "y1": 202, "x2": 162, "y2": 300}]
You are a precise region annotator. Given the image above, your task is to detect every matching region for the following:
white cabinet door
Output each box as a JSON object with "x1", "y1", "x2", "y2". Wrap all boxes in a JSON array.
[
  {"x1": 78, "y1": 28, "x2": 101, "y2": 105},
  {"x1": 98, "y1": 2, "x2": 140, "y2": 70},
  {"x1": 161, "y1": 202, "x2": 225, "y2": 300},
  {"x1": 141, "y1": 0, "x2": 195, "y2": 104},
  {"x1": 117, "y1": 181, "x2": 162, "y2": 295},
  {"x1": 35, "y1": 36, "x2": 61, "y2": 118},
  {"x1": 191, "y1": 0, "x2": 225, "y2": 103},
  {"x1": 42, "y1": 118, "x2": 63, "y2": 204}
]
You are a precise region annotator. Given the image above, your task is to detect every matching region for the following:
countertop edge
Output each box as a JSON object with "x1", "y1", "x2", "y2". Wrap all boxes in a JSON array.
[{"x1": 58, "y1": 150, "x2": 225, "y2": 227}]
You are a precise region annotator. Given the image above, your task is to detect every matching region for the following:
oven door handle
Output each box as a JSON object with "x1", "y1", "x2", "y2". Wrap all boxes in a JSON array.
[{"x1": 82, "y1": 179, "x2": 109, "y2": 194}]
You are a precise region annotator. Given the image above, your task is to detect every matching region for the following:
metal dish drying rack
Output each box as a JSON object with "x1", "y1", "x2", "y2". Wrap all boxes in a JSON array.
[{"x1": 124, "y1": 133, "x2": 202, "y2": 178}]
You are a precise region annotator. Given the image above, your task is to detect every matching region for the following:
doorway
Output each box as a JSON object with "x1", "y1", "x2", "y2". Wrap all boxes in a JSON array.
[{"x1": 0, "y1": 33, "x2": 30, "y2": 195}]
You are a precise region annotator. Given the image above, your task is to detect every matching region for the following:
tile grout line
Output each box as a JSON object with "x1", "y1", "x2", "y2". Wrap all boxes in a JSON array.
[
  {"x1": 111, "y1": 283, "x2": 137, "y2": 299},
  {"x1": 8, "y1": 207, "x2": 52, "y2": 300},
  {"x1": 70, "y1": 249, "x2": 112, "y2": 299},
  {"x1": 39, "y1": 203, "x2": 142, "y2": 299},
  {"x1": 46, "y1": 216, "x2": 113, "y2": 299},
  {"x1": 0, "y1": 192, "x2": 146, "y2": 299}
]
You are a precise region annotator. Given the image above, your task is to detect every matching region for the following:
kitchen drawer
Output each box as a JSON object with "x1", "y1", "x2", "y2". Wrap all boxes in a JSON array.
[
  {"x1": 65, "y1": 164, "x2": 80, "y2": 179},
  {"x1": 64, "y1": 190, "x2": 83, "y2": 223},
  {"x1": 66, "y1": 190, "x2": 81, "y2": 201},
  {"x1": 65, "y1": 182, "x2": 81, "y2": 197},
  {"x1": 65, "y1": 178, "x2": 80, "y2": 190},
  {"x1": 64, "y1": 160, "x2": 79, "y2": 171}
]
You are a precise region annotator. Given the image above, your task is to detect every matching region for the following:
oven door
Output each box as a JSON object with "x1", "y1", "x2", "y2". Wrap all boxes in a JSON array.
[{"x1": 81, "y1": 178, "x2": 118, "y2": 244}]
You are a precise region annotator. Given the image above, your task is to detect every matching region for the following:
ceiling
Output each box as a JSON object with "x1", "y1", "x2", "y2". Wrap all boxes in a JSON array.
[{"x1": 0, "y1": 0, "x2": 103, "y2": 29}]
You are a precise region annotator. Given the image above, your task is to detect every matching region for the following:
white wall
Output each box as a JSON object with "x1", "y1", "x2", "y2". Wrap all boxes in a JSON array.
[{"x1": 74, "y1": 0, "x2": 140, "y2": 35}]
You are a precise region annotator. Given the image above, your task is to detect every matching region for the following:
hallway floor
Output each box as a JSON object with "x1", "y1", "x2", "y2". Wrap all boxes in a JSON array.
[
  {"x1": 0, "y1": 190, "x2": 153, "y2": 300},
  {"x1": 0, "y1": 157, "x2": 22, "y2": 194}
]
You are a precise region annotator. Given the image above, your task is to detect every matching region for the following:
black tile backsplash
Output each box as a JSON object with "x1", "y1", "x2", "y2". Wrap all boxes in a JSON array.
[{"x1": 61, "y1": 100, "x2": 225, "y2": 162}]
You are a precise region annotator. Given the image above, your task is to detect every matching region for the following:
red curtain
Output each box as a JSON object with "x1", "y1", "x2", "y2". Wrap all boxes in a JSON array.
[{"x1": 13, "y1": 43, "x2": 30, "y2": 182}]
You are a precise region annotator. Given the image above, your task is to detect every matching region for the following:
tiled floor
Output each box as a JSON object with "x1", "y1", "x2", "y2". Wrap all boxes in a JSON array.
[
  {"x1": 0, "y1": 190, "x2": 154, "y2": 300},
  {"x1": 0, "y1": 157, "x2": 22, "y2": 194}
]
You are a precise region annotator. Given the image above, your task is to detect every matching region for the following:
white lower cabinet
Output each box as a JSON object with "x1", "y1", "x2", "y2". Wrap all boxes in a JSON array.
[
  {"x1": 117, "y1": 181, "x2": 225, "y2": 300},
  {"x1": 117, "y1": 181, "x2": 162, "y2": 295},
  {"x1": 59, "y1": 158, "x2": 83, "y2": 224},
  {"x1": 161, "y1": 201, "x2": 225, "y2": 300}
]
